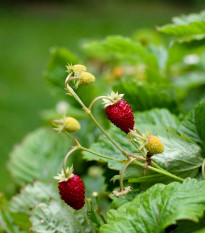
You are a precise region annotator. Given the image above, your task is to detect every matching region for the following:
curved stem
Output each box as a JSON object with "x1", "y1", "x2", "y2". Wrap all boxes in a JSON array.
[
  {"x1": 126, "y1": 154, "x2": 146, "y2": 162},
  {"x1": 202, "y1": 159, "x2": 205, "y2": 180},
  {"x1": 80, "y1": 146, "x2": 122, "y2": 162},
  {"x1": 133, "y1": 160, "x2": 184, "y2": 182},
  {"x1": 128, "y1": 133, "x2": 146, "y2": 157},
  {"x1": 120, "y1": 158, "x2": 136, "y2": 191},
  {"x1": 151, "y1": 160, "x2": 167, "y2": 172},
  {"x1": 65, "y1": 78, "x2": 128, "y2": 156},
  {"x1": 88, "y1": 96, "x2": 112, "y2": 111},
  {"x1": 63, "y1": 146, "x2": 79, "y2": 177},
  {"x1": 63, "y1": 130, "x2": 80, "y2": 146}
]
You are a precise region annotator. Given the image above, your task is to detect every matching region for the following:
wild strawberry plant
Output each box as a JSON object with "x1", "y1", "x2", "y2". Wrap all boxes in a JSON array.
[{"x1": 1, "y1": 10, "x2": 205, "y2": 233}]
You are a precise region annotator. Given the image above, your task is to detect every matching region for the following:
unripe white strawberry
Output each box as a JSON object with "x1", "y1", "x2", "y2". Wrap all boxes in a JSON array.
[{"x1": 63, "y1": 117, "x2": 81, "y2": 132}]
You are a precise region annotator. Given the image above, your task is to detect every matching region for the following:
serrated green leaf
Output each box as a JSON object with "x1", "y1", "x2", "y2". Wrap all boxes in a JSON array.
[
  {"x1": 158, "y1": 11, "x2": 205, "y2": 36},
  {"x1": 100, "y1": 179, "x2": 205, "y2": 233},
  {"x1": 113, "y1": 80, "x2": 179, "y2": 113},
  {"x1": 30, "y1": 199, "x2": 96, "y2": 233},
  {"x1": 8, "y1": 128, "x2": 70, "y2": 186},
  {"x1": 9, "y1": 181, "x2": 57, "y2": 214},
  {"x1": 178, "y1": 99, "x2": 205, "y2": 145}
]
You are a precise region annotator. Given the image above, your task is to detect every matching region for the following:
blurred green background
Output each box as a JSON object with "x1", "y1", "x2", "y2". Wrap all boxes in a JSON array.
[{"x1": 0, "y1": 0, "x2": 204, "y2": 194}]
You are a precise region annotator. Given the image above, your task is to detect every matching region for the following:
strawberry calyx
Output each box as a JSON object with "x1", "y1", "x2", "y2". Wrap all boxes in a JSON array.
[
  {"x1": 102, "y1": 91, "x2": 124, "y2": 107},
  {"x1": 54, "y1": 166, "x2": 74, "y2": 182}
]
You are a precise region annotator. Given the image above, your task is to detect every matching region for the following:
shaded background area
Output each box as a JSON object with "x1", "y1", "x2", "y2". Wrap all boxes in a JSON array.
[{"x1": 0, "y1": 0, "x2": 204, "y2": 194}]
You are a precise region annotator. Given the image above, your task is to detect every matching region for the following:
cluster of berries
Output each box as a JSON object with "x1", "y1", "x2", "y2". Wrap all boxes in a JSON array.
[{"x1": 54, "y1": 64, "x2": 164, "y2": 210}]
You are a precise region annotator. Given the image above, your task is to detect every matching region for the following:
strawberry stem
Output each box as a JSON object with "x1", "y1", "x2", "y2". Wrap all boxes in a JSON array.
[
  {"x1": 120, "y1": 158, "x2": 136, "y2": 191},
  {"x1": 65, "y1": 75, "x2": 128, "y2": 157},
  {"x1": 80, "y1": 146, "x2": 123, "y2": 162},
  {"x1": 88, "y1": 96, "x2": 113, "y2": 111},
  {"x1": 202, "y1": 159, "x2": 205, "y2": 180},
  {"x1": 63, "y1": 146, "x2": 79, "y2": 177},
  {"x1": 133, "y1": 160, "x2": 184, "y2": 182}
]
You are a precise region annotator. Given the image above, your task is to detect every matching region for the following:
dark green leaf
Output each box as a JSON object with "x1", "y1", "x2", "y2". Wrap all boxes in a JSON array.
[
  {"x1": 178, "y1": 100, "x2": 205, "y2": 145},
  {"x1": 100, "y1": 179, "x2": 205, "y2": 233},
  {"x1": 113, "y1": 80, "x2": 179, "y2": 113}
]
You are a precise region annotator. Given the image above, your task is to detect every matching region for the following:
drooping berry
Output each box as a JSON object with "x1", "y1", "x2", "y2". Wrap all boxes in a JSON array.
[
  {"x1": 79, "y1": 72, "x2": 95, "y2": 85},
  {"x1": 54, "y1": 167, "x2": 85, "y2": 210},
  {"x1": 145, "y1": 135, "x2": 164, "y2": 154},
  {"x1": 63, "y1": 117, "x2": 81, "y2": 132},
  {"x1": 103, "y1": 92, "x2": 134, "y2": 134},
  {"x1": 52, "y1": 116, "x2": 81, "y2": 133}
]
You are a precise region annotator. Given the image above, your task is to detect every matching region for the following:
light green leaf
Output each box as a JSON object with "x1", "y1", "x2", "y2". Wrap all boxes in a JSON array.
[
  {"x1": 178, "y1": 99, "x2": 205, "y2": 145},
  {"x1": 30, "y1": 199, "x2": 96, "y2": 233},
  {"x1": 84, "y1": 36, "x2": 158, "y2": 69},
  {"x1": 158, "y1": 11, "x2": 205, "y2": 36},
  {"x1": 44, "y1": 47, "x2": 78, "y2": 98},
  {"x1": 9, "y1": 181, "x2": 57, "y2": 215},
  {"x1": 8, "y1": 128, "x2": 70, "y2": 186},
  {"x1": 100, "y1": 179, "x2": 205, "y2": 233},
  {"x1": 113, "y1": 80, "x2": 179, "y2": 113}
]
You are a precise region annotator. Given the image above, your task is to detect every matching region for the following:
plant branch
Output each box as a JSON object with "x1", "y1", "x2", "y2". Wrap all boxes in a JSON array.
[
  {"x1": 133, "y1": 160, "x2": 184, "y2": 182},
  {"x1": 120, "y1": 158, "x2": 136, "y2": 191},
  {"x1": 80, "y1": 146, "x2": 122, "y2": 162},
  {"x1": 63, "y1": 146, "x2": 79, "y2": 177},
  {"x1": 88, "y1": 96, "x2": 112, "y2": 111},
  {"x1": 202, "y1": 159, "x2": 205, "y2": 180}
]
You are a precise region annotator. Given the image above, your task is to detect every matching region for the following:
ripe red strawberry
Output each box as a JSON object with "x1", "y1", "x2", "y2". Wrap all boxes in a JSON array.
[
  {"x1": 54, "y1": 167, "x2": 85, "y2": 210},
  {"x1": 103, "y1": 92, "x2": 134, "y2": 134}
]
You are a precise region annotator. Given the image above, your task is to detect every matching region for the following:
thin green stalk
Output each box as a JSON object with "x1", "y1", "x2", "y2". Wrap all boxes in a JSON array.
[
  {"x1": 126, "y1": 154, "x2": 146, "y2": 162},
  {"x1": 120, "y1": 158, "x2": 136, "y2": 191},
  {"x1": 63, "y1": 147, "x2": 79, "y2": 177},
  {"x1": 151, "y1": 160, "x2": 167, "y2": 172},
  {"x1": 133, "y1": 160, "x2": 184, "y2": 182},
  {"x1": 63, "y1": 130, "x2": 80, "y2": 146},
  {"x1": 80, "y1": 146, "x2": 122, "y2": 162},
  {"x1": 88, "y1": 96, "x2": 112, "y2": 111},
  {"x1": 202, "y1": 159, "x2": 205, "y2": 180}
]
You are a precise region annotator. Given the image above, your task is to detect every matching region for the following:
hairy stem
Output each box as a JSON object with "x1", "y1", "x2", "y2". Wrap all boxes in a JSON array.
[
  {"x1": 88, "y1": 96, "x2": 112, "y2": 111},
  {"x1": 80, "y1": 146, "x2": 122, "y2": 162},
  {"x1": 63, "y1": 146, "x2": 79, "y2": 177},
  {"x1": 133, "y1": 160, "x2": 184, "y2": 182},
  {"x1": 202, "y1": 159, "x2": 205, "y2": 180},
  {"x1": 120, "y1": 158, "x2": 136, "y2": 191}
]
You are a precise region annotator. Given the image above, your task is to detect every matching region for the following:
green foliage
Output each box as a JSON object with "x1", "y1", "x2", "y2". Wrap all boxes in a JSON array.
[
  {"x1": 84, "y1": 36, "x2": 158, "y2": 69},
  {"x1": 158, "y1": 10, "x2": 205, "y2": 37},
  {"x1": 45, "y1": 47, "x2": 78, "y2": 98},
  {"x1": 8, "y1": 128, "x2": 70, "y2": 186},
  {"x1": 178, "y1": 100, "x2": 205, "y2": 145},
  {"x1": 3, "y1": 8, "x2": 205, "y2": 233},
  {"x1": 30, "y1": 199, "x2": 96, "y2": 233},
  {"x1": 113, "y1": 81, "x2": 179, "y2": 113},
  {"x1": 100, "y1": 179, "x2": 205, "y2": 233}
]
